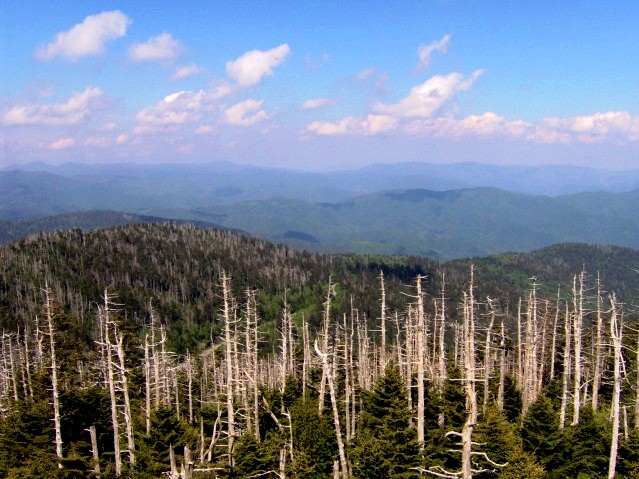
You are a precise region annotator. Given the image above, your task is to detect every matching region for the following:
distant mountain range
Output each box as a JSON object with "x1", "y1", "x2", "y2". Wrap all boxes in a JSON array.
[
  {"x1": 0, "y1": 210, "x2": 231, "y2": 244},
  {"x1": 3, "y1": 161, "x2": 639, "y2": 258}
]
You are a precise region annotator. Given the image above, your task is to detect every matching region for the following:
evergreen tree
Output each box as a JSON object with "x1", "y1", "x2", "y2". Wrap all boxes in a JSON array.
[
  {"x1": 521, "y1": 394, "x2": 562, "y2": 471},
  {"x1": 554, "y1": 407, "x2": 610, "y2": 479},
  {"x1": 351, "y1": 364, "x2": 420, "y2": 479},
  {"x1": 474, "y1": 405, "x2": 546, "y2": 479}
]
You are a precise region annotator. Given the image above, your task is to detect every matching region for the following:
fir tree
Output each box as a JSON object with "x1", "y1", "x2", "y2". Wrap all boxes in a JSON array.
[{"x1": 351, "y1": 364, "x2": 420, "y2": 479}]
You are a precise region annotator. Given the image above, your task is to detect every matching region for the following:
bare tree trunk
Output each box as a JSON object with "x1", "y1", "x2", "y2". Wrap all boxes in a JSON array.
[
  {"x1": 549, "y1": 289, "x2": 561, "y2": 381},
  {"x1": 415, "y1": 275, "x2": 426, "y2": 451},
  {"x1": 144, "y1": 334, "x2": 152, "y2": 434},
  {"x1": 315, "y1": 339, "x2": 349, "y2": 478},
  {"x1": 572, "y1": 271, "x2": 585, "y2": 426},
  {"x1": 592, "y1": 274, "x2": 604, "y2": 412},
  {"x1": 560, "y1": 302, "x2": 572, "y2": 430},
  {"x1": 44, "y1": 285, "x2": 64, "y2": 469},
  {"x1": 116, "y1": 333, "x2": 136, "y2": 466},
  {"x1": 436, "y1": 273, "x2": 448, "y2": 390},
  {"x1": 186, "y1": 352, "x2": 194, "y2": 424},
  {"x1": 483, "y1": 299, "x2": 496, "y2": 415},
  {"x1": 221, "y1": 271, "x2": 235, "y2": 470},
  {"x1": 88, "y1": 425, "x2": 101, "y2": 478},
  {"x1": 379, "y1": 271, "x2": 388, "y2": 372},
  {"x1": 516, "y1": 298, "x2": 523, "y2": 391},
  {"x1": 318, "y1": 278, "x2": 333, "y2": 415},
  {"x1": 101, "y1": 298, "x2": 121, "y2": 477},
  {"x1": 461, "y1": 267, "x2": 478, "y2": 479},
  {"x1": 497, "y1": 319, "x2": 506, "y2": 410},
  {"x1": 608, "y1": 294, "x2": 622, "y2": 479},
  {"x1": 302, "y1": 315, "x2": 310, "y2": 399}
]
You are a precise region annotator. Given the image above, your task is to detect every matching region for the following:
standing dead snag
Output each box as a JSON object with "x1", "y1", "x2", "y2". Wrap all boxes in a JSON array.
[
  {"x1": 43, "y1": 284, "x2": 63, "y2": 469},
  {"x1": 98, "y1": 289, "x2": 136, "y2": 476},
  {"x1": 314, "y1": 338, "x2": 349, "y2": 478},
  {"x1": 572, "y1": 270, "x2": 586, "y2": 426},
  {"x1": 415, "y1": 275, "x2": 427, "y2": 451},
  {"x1": 318, "y1": 277, "x2": 334, "y2": 415},
  {"x1": 415, "y1": 266, "x2": 506, "y2": 479},
  {"x1": 379, "y1": 271, "x2": 388, "y2": 372},
  {"x1": 220, "y1": 271, "x2": 236, "y2": 469},
  {"x1": 460, "y1": 267, "x2": 478, "y2": 479},
  {"x1": 608, "y1": 293, "x2": 622, "y2": 479}
]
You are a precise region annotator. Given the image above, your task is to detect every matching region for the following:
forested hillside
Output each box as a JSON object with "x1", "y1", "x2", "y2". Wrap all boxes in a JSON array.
[{"x1": 1, "y1": 223, "x2": 638, "y2": 478}]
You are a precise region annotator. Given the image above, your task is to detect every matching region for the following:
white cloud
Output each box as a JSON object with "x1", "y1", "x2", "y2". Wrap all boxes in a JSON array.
[
  {"x1": 136, "y1": 90, "x2": 210, "y2": 127},
  {"x1": 404, "y1": 112, "x2": 530, "y2": 138},
  {"x1": 226, "y1": 44, "x2": 291, "y2": 87},
  {"x1": 305, "y1": 114, "x2": 397, "y2": 136},
  {"x1": 546, "y1": 111, "x2": 639, "y2": 139},
  {"x1": 373, "y1": 70, "x2": 484, "y2": 119},
  {"x1": 134, "y1": 86, "x2": 230, "y2": 134},
  {"x1": 2, "y1": 87, "x2": 104, "y2": 125},
  {"x1": 224, "y1": 99, "x2": 269, "y2": 126},
  {"x1": 195, "y1": 124, "x2": 215, "y2": 134},
  {"x1": 416, "y1": 34, "x2": 451, "y2": 70},
  {"x1": 36, "y1": 11, "x2": 130, "y2": 61},
  {"x1": 129, "y1": 33, "x2": 182, "y2": 61},
  {"x1": 84, "y1": 136, "x2": 110, "y2": 148},
  {"x1": 301, "y1": 98, "x2": 336, "y2": 110},
  {"x1": 49, "y1": 137, "x2": 76, "y2": 150},
  {"x1": 171, "y1": 64, "x2": 202, "y2": 81}
]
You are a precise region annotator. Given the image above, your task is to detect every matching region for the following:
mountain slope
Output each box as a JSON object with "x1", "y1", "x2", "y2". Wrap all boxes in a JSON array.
[
  {"x1": 139, "y1": 187, "x2": 639, "y2": 259},
  {"x1": 0, "y1": 210, "x2": 232, "y2": 244}
]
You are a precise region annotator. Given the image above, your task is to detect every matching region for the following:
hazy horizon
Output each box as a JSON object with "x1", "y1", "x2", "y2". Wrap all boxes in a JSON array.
[{"x1": 2, "y1": 2, "x2": 639, "y2": 171}]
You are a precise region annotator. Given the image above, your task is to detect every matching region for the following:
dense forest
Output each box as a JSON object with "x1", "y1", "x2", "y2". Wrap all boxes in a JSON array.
[{"x1": 1, "y1": 223, "x2": 639, "y2": 478}]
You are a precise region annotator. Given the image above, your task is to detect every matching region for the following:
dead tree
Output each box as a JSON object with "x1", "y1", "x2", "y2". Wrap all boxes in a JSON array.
[
  {"x1": 608, "y1": 293, "x2": 622, "y2": 479},
  {"x1": 572, "y1": 271, "x2": 586, "y2": 426},
  {"x1": 220, "y1": 271, "x2": 236, "y2": 469},
  {"x1": 591, "y1": 275, "x2": 604, "y2": 412},
  {"x1": 379, "y1": 271, "x2": 388, "y2": 372},
  {"x1": 416, "y1": 266, "x2": 506, "y2": 479},
  {"x1": 559, "y1": 301, "x2": 572, "y2": 430},
  {"x1": 43, "y1": 285, "x2": 64, "y2": 468},
  {"x1": 482, "y1": 298, "x2": 496, "y2": 415},
  {"x1": 415, "y1": 275, "x2": 427, "y2": 451},
  {"x1": 318, "y1": 278, "x2": 334, "y2": 415},
  {"x1": 314, "y1": 338, "x2": 349, "y2": 478}
]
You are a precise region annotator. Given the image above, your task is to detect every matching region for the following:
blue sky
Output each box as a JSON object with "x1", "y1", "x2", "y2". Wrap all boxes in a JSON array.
[{"x1": 2, "y1": 1, "x2": 639, "y2": 170}]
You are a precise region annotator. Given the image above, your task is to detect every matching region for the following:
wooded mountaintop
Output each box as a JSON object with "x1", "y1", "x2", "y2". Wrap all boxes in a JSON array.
[{"x1": 1, "y1": 222, "x2": 639, "y2": 478}]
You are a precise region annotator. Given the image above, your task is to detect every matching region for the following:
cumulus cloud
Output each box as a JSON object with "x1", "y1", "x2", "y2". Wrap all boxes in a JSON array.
[
  {"x1": 224, "y1": 99, "x2": 269, "y2": 126},
  {"x1": 404, "y1": 112, "x2": 530, "y2": 138},
  {"x1": 301, "y1": 98, "x2": 336, "y2": 110},
  {"x1": 226, "y1": 44, "x2": 291, "y2": 87},
  {"x1": 416, "y1": 34, "x2": 451, "y2": 70},
  {"x1": 2, "y1": 87, "x2": 104, "y2": 125},
  {"x1": 134, "y1": 86, "x2": 231, "y2": 134},
  {"x1": 135, "y1": 90, "x2": 209, "y2": 128},
  {"x1": 542, "y1": 111, "x2": 639, "y2": 141},
  {"x1": 373, "y1": 70, "x2": 484, "y2": 119},
  {"x1": 49, "y1": 137, "x2": 76, "y2": 150},
  {"x1": 36, "y1": 11, "x2": 130, "y2": 61},
  {"x1": 305, "y1": 114, "x2": 397, "y2": 136},
  {"x1": 129, "y1": 33, "x2": 182, "y2": 61},
  {"x1": 171, "y1": 64, "x2": 202, "y2": 81}
]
